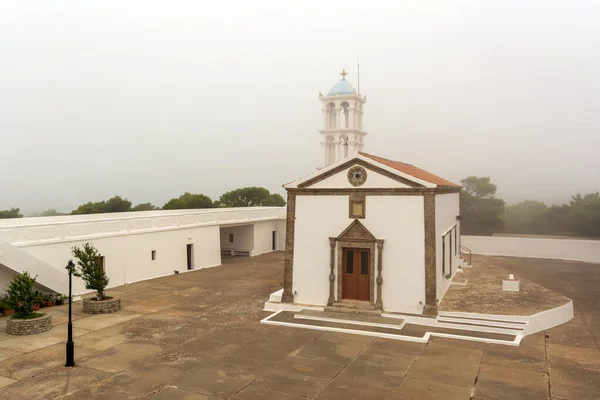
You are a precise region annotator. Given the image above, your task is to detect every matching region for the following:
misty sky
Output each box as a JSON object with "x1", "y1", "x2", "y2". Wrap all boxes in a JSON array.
[{"x1": 1, "y1": 1, "x2": 598, "y2": 213}]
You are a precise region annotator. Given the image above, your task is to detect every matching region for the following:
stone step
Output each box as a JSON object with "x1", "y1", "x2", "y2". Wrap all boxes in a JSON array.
[
  {"x1": 296, "y1": 310, "x2": 405, "y2": 330},
  {"x1": 324, "y1": 306, "x2": 382, "y2": 317},
  {"x1": 437, "y1": 315, "x2": 527, "y2": 331}
]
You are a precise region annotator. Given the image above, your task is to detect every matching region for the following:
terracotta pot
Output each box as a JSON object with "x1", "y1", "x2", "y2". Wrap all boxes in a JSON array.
[
  {"x1": 3, "y1": 309, "x2": 14, "y2": 317},
  {"x1": 46, "y1": 302, "x2": 53, "y2": 308},
  {"x1": 33, "y1": 304, "x2": 40, "y2": 311}
]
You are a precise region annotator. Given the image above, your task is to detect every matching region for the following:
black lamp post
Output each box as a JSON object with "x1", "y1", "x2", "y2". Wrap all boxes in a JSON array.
[{"x1": 65, "y1": 260, "x2": 75, "y2": 367}]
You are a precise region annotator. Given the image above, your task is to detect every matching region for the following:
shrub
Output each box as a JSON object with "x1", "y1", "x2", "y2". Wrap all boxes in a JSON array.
[
  {"x1": 6, "y1": 272, "x2": 38, "y2": 318},
  {"x1": 71, "y1": 243, "x2": 109, "y2": 300}
]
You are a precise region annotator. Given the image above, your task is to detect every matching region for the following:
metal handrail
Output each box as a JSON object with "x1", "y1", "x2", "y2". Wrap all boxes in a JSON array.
[{"x1": 459, "y1": 244, "x2": 472, "y2": 265}]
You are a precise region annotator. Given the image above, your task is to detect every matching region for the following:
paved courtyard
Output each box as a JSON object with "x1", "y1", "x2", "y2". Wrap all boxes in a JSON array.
[{"x1": 0, "y1": 252, "x2": 598, "y2": 399}]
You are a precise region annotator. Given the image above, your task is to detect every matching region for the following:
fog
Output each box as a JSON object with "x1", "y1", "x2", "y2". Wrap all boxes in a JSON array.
[{"x1": 1, "y1": 1, "x2": 598, "y2": 213}]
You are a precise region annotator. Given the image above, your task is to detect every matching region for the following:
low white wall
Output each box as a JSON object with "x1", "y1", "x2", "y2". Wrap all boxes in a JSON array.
[{"x1": 462, "y1": 236, "x2": 600, "y2": 263}]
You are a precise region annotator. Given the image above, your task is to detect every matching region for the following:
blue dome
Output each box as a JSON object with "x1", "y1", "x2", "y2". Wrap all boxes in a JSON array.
[{"x1": 327, "y1": 79, "x2": 356, "y2": 96}]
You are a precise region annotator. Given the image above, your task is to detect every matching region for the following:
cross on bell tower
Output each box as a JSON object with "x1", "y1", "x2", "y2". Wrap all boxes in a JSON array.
[{"x1": 317, "y1": 70, "x2": 367, "y2": 169}]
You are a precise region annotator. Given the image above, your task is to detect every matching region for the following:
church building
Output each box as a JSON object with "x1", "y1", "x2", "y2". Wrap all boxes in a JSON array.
[{"x1": 279, "y1": 70, "x2": 463, "y2": 316}]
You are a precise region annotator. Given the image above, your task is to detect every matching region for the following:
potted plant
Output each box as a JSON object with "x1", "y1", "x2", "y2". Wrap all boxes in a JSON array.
[
  {"x1": 72, "y1": 243, "x2": 120, "y2": 314},
  {"x1": 0, "y1": 294, "x2": 14, "y2": 317},
  {"x1": 54, "y1": 293, "x2": 68, "y2": 306},
  {"x1": 33, "y1": 291, "x2": 42, "y2": 311},
  {"x1": 5, "y1": 272, "x2": 52, "y2": 335},
  {"x1": 44, "y1": 294, "x2": 54, "y2": 308}
]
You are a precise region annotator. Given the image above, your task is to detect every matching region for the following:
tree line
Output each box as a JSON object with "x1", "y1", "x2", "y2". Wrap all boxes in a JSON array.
[
  {"x1": 0, "y1": 186, "x2": 286, "y2": 218},
  {"x1": 460, "y1": 176, "x2": 600, "y2": 238}
]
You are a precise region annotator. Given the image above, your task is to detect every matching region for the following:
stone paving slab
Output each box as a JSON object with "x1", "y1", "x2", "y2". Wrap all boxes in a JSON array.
[
  {"x1": 482, "y1": 332, "x2": 548, "y2": 372},
  {"x1": 77, "y1": 342, "x2": 164, "y2": 373},
  {"x1": 149, "y1": 386, "x2": 224, "y2": 399},
  {"x1": 0, "y1": 324, "x2": 92, "y2": 353},
  {"x1": 473, "y1": 363, "x2": 550, "y2": 400},
  {"x1": 174, "y1": 355, "x2": 278, "y2": 398},
  {"x1": 71, "y1": 311, "x2": 140, "y2": 331},
  {"x1": 407, "y1": 341, "x2": 482, "y2": 388},
  {"x1": 257, "y1": 355, "x2": 344, "y2": 397},
  {"x1": 314, "y1": 374, "x2": 397, "y2": 399},
  {"x1": 232, "y1": 384, "x2": 307, "y2": 400},
  {"x1": 392, "y1": 377, "x2": 472, "y2": 400},
  {"x1": 73, "y1": 363, "x2": 187, "y2": 399},
  {"x1": 0, "y1": 342, "x2": 97, "y2": 380},
  {"x1": 0, "y1": 365, "x2": 110, "y2": 400}
]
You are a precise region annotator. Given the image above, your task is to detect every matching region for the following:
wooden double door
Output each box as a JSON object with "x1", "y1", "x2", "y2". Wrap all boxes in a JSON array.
[{"x1": 342, "y1": 248, "x2": 370, "y2": 301}]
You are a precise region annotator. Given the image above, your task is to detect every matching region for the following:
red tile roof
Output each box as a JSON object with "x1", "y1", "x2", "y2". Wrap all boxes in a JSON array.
[{"x1": 359, "y1": 152, "x2": 462, "y2": 188}]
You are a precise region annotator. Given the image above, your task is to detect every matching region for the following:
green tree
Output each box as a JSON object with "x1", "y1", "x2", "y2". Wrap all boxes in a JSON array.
[
  {"x1": 6, "y1": 272, "x2": 37, "y2": 318},
  {"x1": 131, "y1": 203, "x2": 159, "y2": 211},
  {"x1": 71, "y1": 196, "x2": 132, "y2": 215},
  {"x1": 218, "y1": 187, "x2": 286, "y2": 207},
  {"x1": 162, "y1": 192, "x2": 214, "y2": 210},
  {"x1": 0, "y1": 208, "x2": 23, "y2": 219},
  {"x1": 502, "y1": 200, "x2": 549, "y2": 234},
  {"x1": 567, "y1": 192, "x2": 600, "y2": 237},
  {"x1": 460, "y1": 176, "x2": 505, "y2": 235},
  {"x1": 71, "y1": 243, "x2": 109, "y2": 300},
  {"x1": 29, "y1": 209, "x2": 67, "y2": 217}
]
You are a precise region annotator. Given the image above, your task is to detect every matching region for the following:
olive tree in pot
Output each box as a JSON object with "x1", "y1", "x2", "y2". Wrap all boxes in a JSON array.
[
  {"x1": 72, "y1": 243, "x2": 121, "y2": 314},
  {"x1": 5, "y1": 272, "x2": 52, "y2": 335}
]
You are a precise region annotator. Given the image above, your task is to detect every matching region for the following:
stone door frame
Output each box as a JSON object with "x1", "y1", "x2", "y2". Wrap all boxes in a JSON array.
[{"x1": 328, "y1": 220, "x2": 384, "y2": 309}]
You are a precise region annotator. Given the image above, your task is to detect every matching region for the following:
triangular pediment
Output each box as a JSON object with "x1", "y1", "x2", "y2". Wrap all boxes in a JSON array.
[
  {"x1": 338, "y1": 220, "x2": 376, "y2": 241},
  {"x1": 284, "y1": 155, "x2": 436, "y2": 190}
]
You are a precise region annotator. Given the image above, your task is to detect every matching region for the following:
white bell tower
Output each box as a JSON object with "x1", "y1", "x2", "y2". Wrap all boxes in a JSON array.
[{"x1": 318, "y1": 69, "x2": 367, "y2": 169}]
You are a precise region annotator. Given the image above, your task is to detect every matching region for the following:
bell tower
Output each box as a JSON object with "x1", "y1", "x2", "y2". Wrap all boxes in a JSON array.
[{"x1": 318, "y1": 69, "x2": 367, "y2": 169}]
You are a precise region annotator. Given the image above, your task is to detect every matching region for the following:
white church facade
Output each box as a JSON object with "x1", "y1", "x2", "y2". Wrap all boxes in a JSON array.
[{"x1": 276, "y1": 71, "x2": 463, "y2": 315}]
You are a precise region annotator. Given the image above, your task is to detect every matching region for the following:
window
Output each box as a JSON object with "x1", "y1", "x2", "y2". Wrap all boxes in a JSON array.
[
  {"x1": 349, "y1": 195, "x2": 366, "y2": 219},
  {"x1": 360, "y1": 251, "x2": 369, "y2": 275},
  {"x1": 229, "y1": 233, "x2": 234, "y2": 243},
  {"x1": 151, "y1": 250, "x2": 156, "y2": 260},
  {"x1": 346, "y1": 250, "x2": 354, "y2": 273}
]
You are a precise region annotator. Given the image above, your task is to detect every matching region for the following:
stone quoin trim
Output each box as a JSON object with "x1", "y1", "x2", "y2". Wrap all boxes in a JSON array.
[
  {"x1": 297, "y1": 158, "x2": 426, "y2": 189},
  {"x1": 423, "y1": 193, "x2": 437, "y2": 315},
  {"x1": 282, "y1": 192, "x2": 297, "y2": 303},
  {"x1": 376, "y1": 239, "x2": 384, "y2": 310}
]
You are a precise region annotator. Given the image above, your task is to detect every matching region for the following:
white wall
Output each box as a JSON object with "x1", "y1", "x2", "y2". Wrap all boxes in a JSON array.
[
  {"x1": 292, "y1": 195, "x2": 425, "y2": 313},
  {"x1": 252, "y1": 219, "x2": 286, "y2": 256},
  {"x1": 462, "y1": 236, "x2": 600, "y2": 263},
  {"x1": 219, "y1": 225, "x2": 254, "y2": 253},
  {"x1": 19, "y1": 225, "x2": 222, "y2": 295},
  {"x1": 435, "y1": 193, "x2": 461, "y2": 303}
]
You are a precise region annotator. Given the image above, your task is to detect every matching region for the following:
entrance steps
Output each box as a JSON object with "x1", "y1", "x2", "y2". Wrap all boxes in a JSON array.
[
  {"x1": 324, "y1": 300, "x2": 382, "y2": 317},
  {"x1": 296, "y1": 309, "x2": 405, "y2": 330},
  {"x1": 262, "y1": 310, "x2": 521, "y2": 346},
  {"x1": 436, "y1": 313, "x2": 527, "y2": 336}
]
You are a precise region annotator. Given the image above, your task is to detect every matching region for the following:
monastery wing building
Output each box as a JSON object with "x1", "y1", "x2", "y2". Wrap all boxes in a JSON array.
[{"x1": 276, "y1": 70, "x2": 463, "y2": 316}]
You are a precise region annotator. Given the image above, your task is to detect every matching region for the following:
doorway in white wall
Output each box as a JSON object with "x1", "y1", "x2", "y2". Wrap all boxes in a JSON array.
[
  {"x1": 186, "y1": 244, "x2": 194, "y2": 270},
  {"x1": 272, "y1": 231, "x2": 277, "y2": 251}
]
